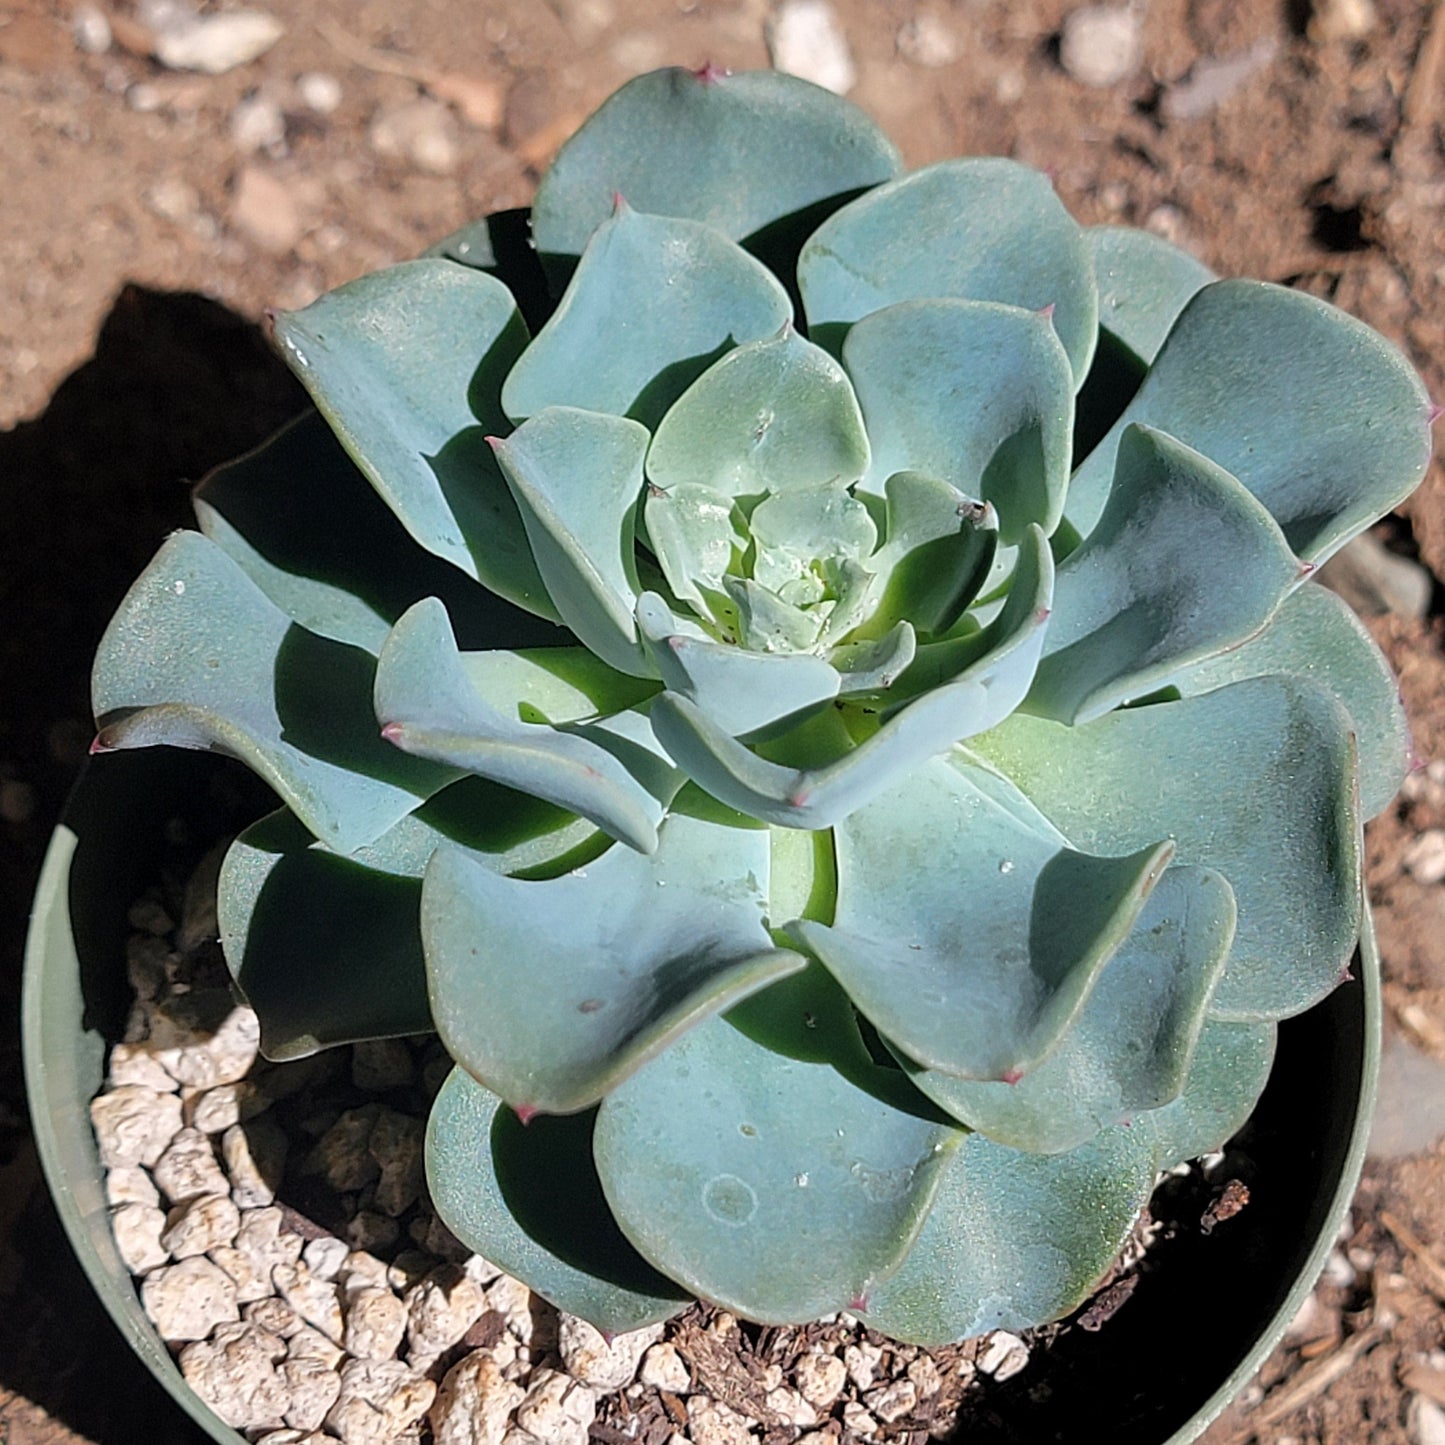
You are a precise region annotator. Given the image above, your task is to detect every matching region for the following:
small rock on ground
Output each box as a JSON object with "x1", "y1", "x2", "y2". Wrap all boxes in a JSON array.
[
  {"x1": 767, "y1": 0, "x2": 856, "y2": 95},
  {"x1": 1058, "y1": 5, "x2": 1143, "y2": 87}
]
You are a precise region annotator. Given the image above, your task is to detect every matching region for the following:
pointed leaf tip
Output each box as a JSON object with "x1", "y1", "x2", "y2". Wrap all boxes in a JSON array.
[
  {"x1": 379, "y1": 722, "x2": 405, "y2": 744},
  {"x1": 1427, "y1": 401, "x2": 1442, "y2": 425},
  {"x1": 692, "y1": 61, "x2": 731, "y2": 83},
  {"x1": 514, "y1": 1103, "x2": 540, "y2": 1126},
  {"x1": 88, "y1": 733, "x2": 112, "y2": 756},
  {"x1": 848, "y1": 1293, "x2": 870, "y2": 1312},
  {"x1": 1001, "y1": 1068, "x2": 1023, "y2": 1085}
]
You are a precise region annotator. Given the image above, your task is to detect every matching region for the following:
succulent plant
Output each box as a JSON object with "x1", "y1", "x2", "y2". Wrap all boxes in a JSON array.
[{"x1": 93, "y1": 67, "x2": 1432, "y2": 1343}]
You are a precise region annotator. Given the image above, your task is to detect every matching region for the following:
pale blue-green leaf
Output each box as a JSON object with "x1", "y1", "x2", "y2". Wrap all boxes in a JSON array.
[
  {"x1": 459, "y1": 645, "x2": 659, "y2": 727},
  {"x1": 800, "y1": 159, "x2": 1098, "y2": 385},
  {"x1": 645, "y1": 327, "x2": 870, "y2": 498},
  {"x1": 531, "y1": 66, "x2": 900, "y2": 259},
  {"x1": 194, "y1": 410, "x2": 563, "y2": 654},
  {"x1": 767, "y1": 827, "x2": 838, "y2": 935},
  {"x1": 901, "y1": 864, "x2": 1235, "y2": 1150},
  {"x1": 859, "y1": 1123, "x2": 1155, "y2": 1344},
  {"x1": 93, "y1": 532, "x2": 452, "y2": 853},
  {"x1": 502, "y1": 205, "x2": 793, "y2": 426},
  {"x1": 594, "y1": 1009, "x2": 960, "y2": 1323},
  {"x1": 750, "y1": 481, "x2": 878, "y2": 585},
  {"x1": 1143, "y1": 1018, "x2": 1277, "y2": 1170},
  {"x1": 422, "y1": 812, "x2": 803, "y2": 1115},
  {"x1": 271, "y1": 260, "x2": 556, "y2": 617},
  {"x1": 723, "y1": 576, "x2": 825, "y2": 653},
  {"x1": 218, "y1": 785, "x2": 592, "y2": 1059},
  {"x1": 1173, "y1": 581, "x2": 1410, "y2": 820},
  {"x1": 857, "y1": 474, "x2": 997, "y2": 640},
  {"x1": 1089, "y1": 224, "x2": 1215, "y2": 365},
  {"x1": 427, "y1": 1069, "x2": 690, "y2": 1331},
  {"x1": 790, "y1": 755, "x2": 1173, "y2": 1081},
  {"x1": 643, "y1": 483, "x2": 746, "y2": 618},
  {"x1": 1066, "y1": 280, "x2": 1433, "y2": 562},
  {"x1": 650, "y1": 677, "x2": 991, "y2": 829},
  {"x1": 830, "y1": 622, "x2": 917, "y2": 698},
  {"x1": 886, "y1": 524, "x2": 1054, "y2": 730},
  {"x1": 491, "y1": 407, "x2": 653, "y2": 677},
  {"x1": 843, "y1": 300, "x2": 1075, "y2": 543},
  {"x1": 818, "y1": 557, "x2": 876, "y2": 646},
  {"x1": 1029, "y1": 424, "x2": 1302, "y2": 724},
  {"x1": 375, "y1": 599, "x2": 676, "y2": 853},
  {"x1": 970, "y1": 676, "x2": 1362, "y2": 1020},
  {"x1": 636, "y1": 593, "x2": 839, "y2": 737}
]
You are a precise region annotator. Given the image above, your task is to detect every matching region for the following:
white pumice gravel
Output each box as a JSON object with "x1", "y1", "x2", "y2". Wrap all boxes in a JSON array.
[{"x1": 94, "y1": 861, "x2": 1183, "y2": 1444}]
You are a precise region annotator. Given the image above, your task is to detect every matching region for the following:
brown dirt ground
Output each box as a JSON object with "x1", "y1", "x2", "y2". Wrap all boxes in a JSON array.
[{"x1": 2, "y1": 0, "x2": 1444, "y2": 1441}]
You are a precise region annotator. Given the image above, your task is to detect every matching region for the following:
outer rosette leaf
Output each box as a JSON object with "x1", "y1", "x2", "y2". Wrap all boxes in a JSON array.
[
  {"x1": 1028, "y1": 424, "x2": 1302, "y2": 724},
  {"x1": 859, "y1": 1123, "x2": 1155, "y2": 1345},
  {"x1": 799, "y1": 158, "x2": 1098, "y2": 384},
  {"x1": 501, "y1": 204, "x2": 793, "y2": 427},
  {"x1": 843, "y1": 299, "x2": 1075, "y2": 541},
  {"x1": 790, "y1": 756, "x2": 1174, "y2": 1082},
  {"x1": 901, "y1": 864, "x2": 1237, "y2": 1151},
  {"x1": 593, "y1": 992, "x2": 962, "y2": 1323},
  {"x1": 531, "y1": 66, "x2": 901, "y2": 262},
  {"x1": 1172, "y1": 580, "x2": 1410, "y2": 820},
  {"x1": 375, "y1": 599, "x2": 677, "y2": 854},
  {"x1": 489, "y1": 407, "x2": 653, "y2": 676},
  {"x1": 422, "y1": 810, "x2": 805, "y2": 1116},
  {"x1": 645, "y1": 326, "x2": 870, "y2": 499},
  {"x1": 93, "y1": 532, "x2": 453, "y2": 854},
  {"x1": 428, "y1": 1069, "x2": 691, "y2": 1331},
  {"x1": 270, "y1": 259, "x2": 557, "y2": 619},
  {"x1": 971, "y1": 674, "x2": 1362, "y2": 1020},
  {"x1": 1089, "y1": 225, "x2": 1215, "y2": 367},
  {"x1": 1067, "y1": 279, "x2": 1434, "y2": 563}
]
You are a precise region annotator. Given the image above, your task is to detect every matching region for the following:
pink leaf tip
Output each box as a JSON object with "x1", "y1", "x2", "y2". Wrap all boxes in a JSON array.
[
  {"x1": 692, "y1": 61, "x2": 731, "y2": 84},
  {"x1": 611, "y1": 190, "x2": 630, "y2": 216},
  {"x1": 1037, "y1": 302, "x2": 1056, "y2": 321},
  {"x1": 1298, "y1": 560, "x2": 1318, "y2": 579},
  {"x1": 379, "y1": 722, "x2": 405, "y2": 744},
  {"x1": 1000, "y1": 1068, "x2": 1024, "y2": 1086},
  {"x1": 514, "y1": 1104, "x2": 540, "y2": 1126},
  {"x1": 88, "y1": 732, "x2": 114, "y2": 756},
  {"x1": 483, "y1": 434, "x2": 505, "y2": 453},
  {"x1": 847, "y1": 1293, "x2": 869, "y2": 1313},
  {"x1": 1427, "y1": 401, "x2": 1443, "y2": 425}
]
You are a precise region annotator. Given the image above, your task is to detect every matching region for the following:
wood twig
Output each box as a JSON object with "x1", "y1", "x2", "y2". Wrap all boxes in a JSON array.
[
  {"x1": 1251, "y1": 1323, "x2": 1386, "y2": 1427},
  {"x1": 1403, "y1": 0, "x2": 1445, "y2": 135},
  {"x1": 1381, "y1": 1208, "x2": 1445, "y2": 1302}
]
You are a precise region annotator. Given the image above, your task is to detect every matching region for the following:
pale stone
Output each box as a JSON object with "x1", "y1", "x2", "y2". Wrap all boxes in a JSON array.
[
  {"x1": 307, "y1": 1106, "x2": 381, "y2": 1191},
  {"x1": 795, "y1": 1350, "x2": 847, "y2": 1408},
  {"x1": 190, "y1": 1080, "x2": 263, "y2": 1134},
  {"x1": 161, "y1": 1193, "x2": 241, "y2": 1258},
  {"x1": 339, "y1": 1250, "x2": 391, "y2": 1298},
  {"x1": 153, "y1": 1127, "x2": 228, "y2": 1203},
  {"x1": 180, "y1": 1321, "x2": 288, "y2": 1430},
  {"x1": 1414, "y1": 1395, "x2": 1445, "y2": 1445},
  {"x1": 557, "y1": 1314, "x2": 663, "y2": 1390},
  {"x1": 92, "y1": 1084, "x2": 183, "y2": 1168},
  {"x1": 149, "y1": 1000, "x2": 260, "y2": 1087},
  {"x1": 108, "y1": 1041, "x2": 179, "y2": 1092},
  {"x1": 282, "y1": 1356, "x2": 343, "y2": 1431},
  {"x1": 686, "y1": 1395, "x2": 753, "y2": 1445},
  {"x1": 345, "y1": 1286, "x2": 409, "y2": 1361},
  {"x1": 767, "y1": 0, "x2": 856, "y2": 95},
  {"x1": 370, "y1": 1108, "x2": 425, "y2": 1216},
  {"x1": 1058, "y1": 5, "x2": 1142, "y2": 87},
  {"x1": 327, "y1": 1359, "x2": 437, "y2": 1445},
  {"x1": 844, "y1": 1341, "x2": 881, "y2": 1391},
  {"x1": 211, "y1": 1243, "x2": 275, "y2": 1303},
  {"x1": 976, "y1": 1330, "x2": 1030, "y2": 1380},
  {"x1": 230, "y1": 166, "x2": 302, "y2": 255},
  {"x1": 765, "y1": 1386, "x2": 817, "y2": 1426},
  {"x1": 1405, "y1": 831, "x2": 1445, "y2": 885},
  {"x1": 1161, "y1": 37, "x2": 1278, "y2": 122},
  {"x1": 865, "y1": 1378, "x2": 918, "y2": 1423},
  {"x1": 1309, "y1": 0, "x2": 1378, "y2": 42},
  {"x1": 639, "y1": 1341, "x2": 691, "y2": 1393},
  {"x1": 142, "y1": 1256, "x2": 240, "y2": 1342},
  {"x1": 432, "y1": 1351, "x2": 526, "y2": 1445},
  {"x1": 274, "y1": 1262, "x2": 345, "y2": 1343},
  {"x1": 223, "y1": 1115, "x2": 287, "y2": 1208},
  {"x1": 841, "y1": 1401, "x2": 879, "y2": 1437},
  {"x1": 515, "y1": 1369, "x2": 596, "y2": 1445},
  {"x1": 111, "y1": 1202, "x2": 170, "y2": 1274},
  {"x1": 907, "y1": 1354, "x2": 941, "y2": 1397},
  {"x1": 896, "y1": 13, "x2": 958, "y2": 67},
  {"x1": 230, "y1": 91, "x2": 286, "y2": 153},
  {"x1": 407, "y1": 1265, "x2": 488, "y2": 1359},
  {"x1": 297, "y1": 71, "x2": 342, "y2": 114},
  {"x1": 105, "y1": 1164, "x2": 160, "y2": 1208},
  {"x1": 235, "y1": 1206, "x2": 303, "y2": 1280},
  {"x1": 303, "y1": 1235, "x2": 350, "y2": 1282},
  {"x1": 246, "y1": 1295, "x2": 304, "y2": 1338},
  {"x1": 484, "y1": 1273, "x2": 537, "y2": 1343},
  {"x1": 153, "y1": 10, "x2": 284, "y2": 73},
  {"x1": 288, "y1": 1324, "x2": 345, "y2": 1370},
  {"x1": 369, "y1": 98, "x2": 459, "y2": 175}
]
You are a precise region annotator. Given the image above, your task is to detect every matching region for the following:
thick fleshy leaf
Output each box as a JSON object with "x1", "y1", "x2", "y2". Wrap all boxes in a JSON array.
[
  {"x1": 421, "y1": 811, "x2": 805, "y2": 1115},
  {"x1": 375, "y1": 599, "x2": 677, "y2": 853},
  {"x1": 1066, "y1": 280, "x2": 1434, "y2": 562},
  {"x1": 195, "y1": 410, "x2": 563, "y2": 655},
  {"x1": 1173, "y1": 581, "x2": 1410, "y2": 820},
  {"x1": 501, "y1": 205, "x2": 792, "y2": 427},
  {"x1": 1029, "y1": 424, "x2": 1302, "y2": 724},
  {"x1": 750, "y1": 482, "x2": 878, "y2": 592},
  {"x1": 594, "y1": 1007, "x2": 961, "y2": 1323},
  {"x1": 649, "y1": 677, "x2": 991, "y2": 829},
  {"x1": 530, "y1": 66, "x2": 900, "y2": 260},
  {"x1": 460, "y1": 645, "x2": 659, "y2": 726},
  {"x1": 830, "y1": 622, "x2": 918, "y2": 698},
  {"x1": 93, "y1": 532, "x2": 452, "y2": 853},
  {"x1": 636, "y1": 593, "x2": 840, "y2": 737},
  {"x1": 218, "y1": 786, "x2": 593, "y2": 1058},
  {"x1": 1144, "y1": 1017, "x2": 1277, "y2": 1170},
  {"x1": 1089, "y1": 225, "x2": 1215, "y2": 366},
  {"x1": 860, "y1": 1123, "x2": 1155, "y2": 1344},
  {"x1": 969, "y1": 675, "x2": 1362, "y2": 1020},
  {"x1": 858, "y1": 474, "x2": 997, "y2": 640},
  {"x1": 799, "y1": 159, "x2": 1098, "y2": 385},
  {"x1": 643, "y1": 483, "x2": 746, "y2": 619},
  {"x1": 270, "y1": 260, "x2": 556, "y2": 617},
  {"x1": 490, "y1": 408, "x2": 652, "y2": 676},
  {"x1": 843, "y1": 300, "x2": 1075, "y2": 543},
  {"x1": 791, "y1": 755, "x2": 1173, "y2": 1081},
  {"x1": 901, "y1": 864, "x2": 1235, "y2": 1150},
  {"x1": 723, "y1": 576, "x2": 825, "y2": 653},
  {"x1": 645, "y1": 328, "x2": 870, "y2": 498},
  {"x1": 427, "y1": 1069, "x2": 690, "y2": 1331}
]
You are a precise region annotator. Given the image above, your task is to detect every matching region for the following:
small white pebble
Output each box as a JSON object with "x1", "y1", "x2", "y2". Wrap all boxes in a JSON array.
[
  {"x1": 297, "y1": 70, "x2": 342, "y2": 114},
  {"x1": 639, "y1": 1340, "x2": 691, "y2": 1393}
]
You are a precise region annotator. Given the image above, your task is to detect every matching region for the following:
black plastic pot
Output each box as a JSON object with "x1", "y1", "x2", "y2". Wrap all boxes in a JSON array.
[{"x1": 24, "y1": 749, "x2": 1381, "y2": 1444}]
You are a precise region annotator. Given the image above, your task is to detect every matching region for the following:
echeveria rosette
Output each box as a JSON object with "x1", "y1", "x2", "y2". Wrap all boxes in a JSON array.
[{"x1": 89, "y1": 66, "x2": 1433, "y2": 1343}]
